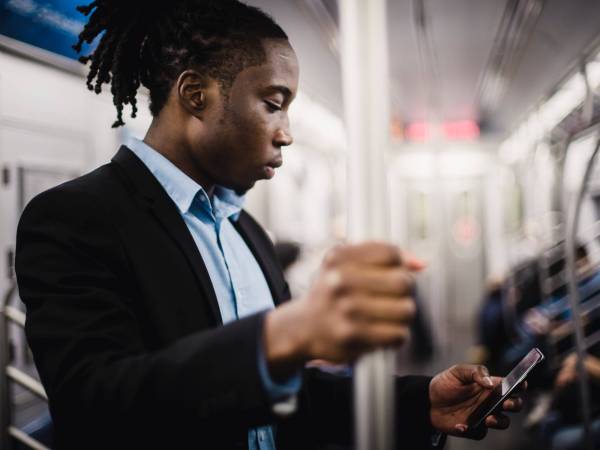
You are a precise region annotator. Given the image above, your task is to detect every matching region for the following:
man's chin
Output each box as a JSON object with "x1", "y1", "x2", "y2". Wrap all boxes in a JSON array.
[
  {"x1": 216, "y1": 177, "x2": 255, "y2": 195},
  {"x1": 234, "y1": 186, "x2": 251, "y2": 196},
  {"x1": 231, "y1": 179, "x2": 256, "y2": 196}
]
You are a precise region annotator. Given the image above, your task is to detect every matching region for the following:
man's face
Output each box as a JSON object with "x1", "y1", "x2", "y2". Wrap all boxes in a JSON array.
[{"x1": 192, "y1": 39, "x2": 299, "y2": 193}]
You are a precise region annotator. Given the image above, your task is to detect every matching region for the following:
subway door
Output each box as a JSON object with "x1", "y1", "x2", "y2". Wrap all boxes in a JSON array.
[
  {"x1": 441, "y1": 178, "x2": 486, "y2": 364},
  {"x1": 391, "y1": 180, "x2": 445, "y2": 373},
  {"x1": 391, "y1": 176, "x2": 487, "y2": 371}
]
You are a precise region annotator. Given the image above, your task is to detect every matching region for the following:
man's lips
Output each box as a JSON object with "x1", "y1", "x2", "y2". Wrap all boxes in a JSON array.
[
  {"x1": 264, "y1": 157, "x2": 282, "y2": 178},
  {"x1": 267, "y1": 156, "x2": 283, "y2": 169}
]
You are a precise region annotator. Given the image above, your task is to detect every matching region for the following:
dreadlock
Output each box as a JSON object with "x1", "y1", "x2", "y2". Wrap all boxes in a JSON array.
[{"x1": 73, "y1": 0, "x2": 288, "y2": 128}]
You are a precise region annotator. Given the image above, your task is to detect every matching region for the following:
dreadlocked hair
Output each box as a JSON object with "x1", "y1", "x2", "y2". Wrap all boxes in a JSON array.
[{"x1": 73, "y1": 0, "x2": 288, "y2": 128}]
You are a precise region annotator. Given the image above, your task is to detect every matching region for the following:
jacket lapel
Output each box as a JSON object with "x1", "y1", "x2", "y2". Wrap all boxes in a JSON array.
[
  {"x1": 232, "y1": 211, "x2": 287, "y2": 306},
  {"x1": 111, "y1": 146, "x2": 223, "y2": 324}
]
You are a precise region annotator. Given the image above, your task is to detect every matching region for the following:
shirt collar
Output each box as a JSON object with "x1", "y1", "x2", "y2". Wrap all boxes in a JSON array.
[
  {"x1": 212, "y1": 185, "x2": 245, "y2": 221},
  {"x1": 126, "y1": 137, "x2": 245, "y2": 220}
]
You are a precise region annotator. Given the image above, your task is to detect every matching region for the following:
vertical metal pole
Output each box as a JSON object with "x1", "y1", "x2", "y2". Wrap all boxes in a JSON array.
[{"x1": 339, "y1": 1, "x2": 395, "y2": 449}]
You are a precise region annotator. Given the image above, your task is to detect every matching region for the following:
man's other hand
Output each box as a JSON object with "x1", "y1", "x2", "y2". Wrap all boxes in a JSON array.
[{"x1": 264, "y1": 242, "x2": 425, "y2": 377}]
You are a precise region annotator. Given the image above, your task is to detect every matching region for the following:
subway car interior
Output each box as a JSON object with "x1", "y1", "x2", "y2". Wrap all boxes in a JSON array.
[{"x1": 2, "y1": 0, "x2": 600, "y2": 449}]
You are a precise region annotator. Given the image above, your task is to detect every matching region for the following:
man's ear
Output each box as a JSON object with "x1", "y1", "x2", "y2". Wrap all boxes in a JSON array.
[{"x1": 176, "y1": 70, "x2": 212, "y2": 118}]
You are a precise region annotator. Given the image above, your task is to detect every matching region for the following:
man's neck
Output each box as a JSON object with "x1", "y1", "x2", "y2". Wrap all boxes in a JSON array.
[{"x1": 143, "y1": 120, "x2": 215, "y2": 197}]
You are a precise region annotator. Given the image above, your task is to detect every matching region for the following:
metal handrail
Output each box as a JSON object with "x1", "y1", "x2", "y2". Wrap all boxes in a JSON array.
[
  {"x1": 5, "y1": 306, "x2": 25, "y2": 328},
  {"x1": 1, "y1": 278, "x2": 50, "y2": 449},
  {"x1": 6, "y1": 366, "x2": 47, "y2": 401},
  {"x1": 550, "y1": 309, "x2": 600, "y2": 346},
  {"x1": 540, "y1": 277, "x2": 600, "y2": 320},
  {"x1": 538, "y1": 221, "x2": 600, "y2": 268},
  {"x1": 8, "y1": 426, "x2": 50, "y2": 450},
  {"x1": 1, "y1": 280, "x2": 17, "y2": 450},
  {"x1": 551, "y1": 330, "x2": 600, "y2": 370},
  {"x1": 553, "y1": 328, "x2": 600, "y2": 352},
  {"x1": 541, "y1": 256, "x2": 600, "y2": 298}
]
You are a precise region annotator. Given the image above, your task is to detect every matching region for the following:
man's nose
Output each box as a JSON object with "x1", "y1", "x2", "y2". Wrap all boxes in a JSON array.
[{"x1": 274, "y1": 126, "x2": 293, "y2": 147}]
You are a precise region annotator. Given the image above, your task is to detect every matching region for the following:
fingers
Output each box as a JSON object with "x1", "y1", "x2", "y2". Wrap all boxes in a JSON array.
[
  {"x1": 356, "y1": 322, "x2": 411, "y2": 348},
  {"x1": 326, "y1": 266, "x2": 416, "y2": 297},
  {"x1": 324, "y1": 242, "x2": 402, "y2": 268},
  {"x1": 400, "y1": 249, "x2": 427, "y2": 271},
  {"x1": 485, "y1": 413, "x2": 510, "y2": 429},
  {"x1": 489, "y1": 376, "x2": 503, "y2": 387},
  {"x1": 453, "y1": 412, "x2": 511, "y2": 440},
  {"x1": 306, "y1": 242, "x2": 426, "y2": 363},
  {"x1": 454, "y1": 424, "x2": 468, "y2": 434},
  {"x1": 454, "y1": 424, "x2": 487, "y2": 440},
  {"x1": 343, "y1": 296, "x2": 416, "y2": 324},
  {"x1": 455, "y1": 413, "x2": 511, "y2": 438},
  {"x1": 473, "y1": 367, "x2": 495, "y2": 389},
  {"x1": 323, "y1": 242, "x2": 426, "y2": 271},
  {"x1": 452, "y1": 364, "x2": 494, "y2": 388},
  {"x1": 501, "y1": 397, "x2": 523, "y2": 412}
]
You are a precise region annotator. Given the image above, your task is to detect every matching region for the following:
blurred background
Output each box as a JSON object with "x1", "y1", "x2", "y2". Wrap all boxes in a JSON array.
[{"x1": 1, "y1": 0, "x2": 600, "y2": 449}]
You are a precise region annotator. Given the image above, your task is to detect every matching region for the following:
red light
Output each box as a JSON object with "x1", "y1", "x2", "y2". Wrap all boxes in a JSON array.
[
  {"x1": 390, "y1": 118, "x2": 404, "y2": 141},
  {"x1": 442, "y1": 120, "x2": 480, "y2": 140},
  {"x1": 405, "y1": 122, "x2": 429, "y2": 141}
]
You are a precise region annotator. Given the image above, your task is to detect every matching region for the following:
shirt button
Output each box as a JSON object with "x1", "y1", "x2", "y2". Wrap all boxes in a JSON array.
[{"x1": 199, "y1": 196, "x2": 206, "y2": 202}]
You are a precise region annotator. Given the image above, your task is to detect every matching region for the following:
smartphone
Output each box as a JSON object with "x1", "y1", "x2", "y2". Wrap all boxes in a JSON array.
[{"x1": 466, "y1": 347, "x2": 544, "y2": 430}]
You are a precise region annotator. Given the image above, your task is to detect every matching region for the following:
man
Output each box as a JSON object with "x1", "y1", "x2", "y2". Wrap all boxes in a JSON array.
[{"x1": 15, "y1": 1, "x2": 522, "y2": 449}]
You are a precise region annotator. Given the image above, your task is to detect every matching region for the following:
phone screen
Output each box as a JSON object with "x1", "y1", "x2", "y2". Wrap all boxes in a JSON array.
[{"x1": 466, "y1": 348, "x2": 544, "y2": 429}]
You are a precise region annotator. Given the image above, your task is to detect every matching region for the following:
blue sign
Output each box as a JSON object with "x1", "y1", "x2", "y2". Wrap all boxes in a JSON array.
[{"x1": 0, "y1": 0, "x2": 98, "y2": 60}]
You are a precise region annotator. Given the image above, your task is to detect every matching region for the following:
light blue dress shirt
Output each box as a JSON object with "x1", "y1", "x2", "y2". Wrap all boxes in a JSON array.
[{"x1": 127, "y1": 138, "x2": 300, "y2": 450}]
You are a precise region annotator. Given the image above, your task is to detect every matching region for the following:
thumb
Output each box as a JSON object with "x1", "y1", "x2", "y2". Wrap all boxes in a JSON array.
[{"x1": 454, "y1": 364, "x2": 494, "y2": 389}]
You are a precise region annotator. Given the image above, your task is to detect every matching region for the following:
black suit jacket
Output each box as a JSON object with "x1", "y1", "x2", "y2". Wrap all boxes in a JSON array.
[{"x1": 15, "y1": 146, "x2": 437, "y2": 449}]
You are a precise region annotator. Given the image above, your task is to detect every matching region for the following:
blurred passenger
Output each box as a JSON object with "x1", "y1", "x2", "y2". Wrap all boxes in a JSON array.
[
  {"x1": 409, "y1": 287, "x2": 436, "y2": 364},
  {"x1": 501, "y1": 259, "x2": 550, "y2": 386},
  {"x1": 475, "y1": 276, "x2": 509, "y2": 374},
  {"x1": 496, "y1": 244, "x2": 600, "y2": 448},
  {"x1": 15, "y1": 1, "x2": 525, "y2": 449},
  {"x1": 506, "y1": 245, "x2": 597, "y2": 368},
  {"x1": 514, "y1": 259, "x2": 545, "y2": 315},
  {"x1": 536, "y1": 352, "x2": 600, "y2": 449},
  {"x1": 473, "y1": 260, "x2": 546, "y2": 379}
]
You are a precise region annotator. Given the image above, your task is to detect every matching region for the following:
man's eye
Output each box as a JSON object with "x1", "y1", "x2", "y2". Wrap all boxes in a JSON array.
[{"x1": 264, "y1": 100, "x2": 282, "y2": 112}]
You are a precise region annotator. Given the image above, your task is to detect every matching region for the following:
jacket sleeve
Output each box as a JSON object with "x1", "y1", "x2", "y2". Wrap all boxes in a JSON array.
[
  {"x1": 277, "y1": 368, "x2": 441, "y2": 449},
  {"x1": 15, "y1": 187, "x2": 273, "y2": 448}
]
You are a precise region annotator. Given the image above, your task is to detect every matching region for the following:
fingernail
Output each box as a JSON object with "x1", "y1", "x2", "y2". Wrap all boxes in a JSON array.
[
  {"x1": 484, "y1": 376, "x2": 493, "y2": 387},
  {"x1": 455, "y1": 424, "x2": 467, "y2": 433}
]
